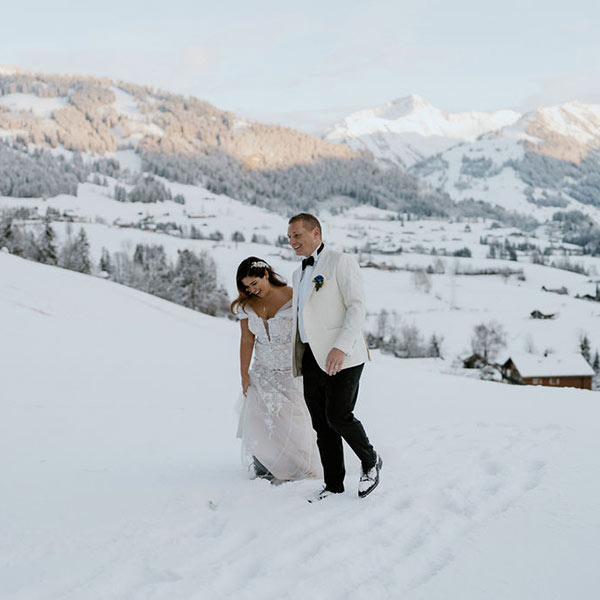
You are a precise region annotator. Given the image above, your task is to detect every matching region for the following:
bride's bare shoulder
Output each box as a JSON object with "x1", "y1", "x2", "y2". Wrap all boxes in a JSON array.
[{"x1": 245, "y1": 298, "x2": 259, "y2": 314}]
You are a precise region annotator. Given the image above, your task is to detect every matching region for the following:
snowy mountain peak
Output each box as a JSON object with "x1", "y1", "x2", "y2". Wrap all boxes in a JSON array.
[
  {"x1": 373, "y1": 94, "x2": 433, "y2": 120},
  {"x1": 493, "y1": 100, "x2": 600, "y2": 162},
  {"x1": 328, "y1": 96, "x2": 521, "y2": 140},
  {"x1": 532, "y1": 101, "x2": 600, "y2": 143},
  {"x1": 325, "y1": 95, "x2": 521, "y2": 167}
]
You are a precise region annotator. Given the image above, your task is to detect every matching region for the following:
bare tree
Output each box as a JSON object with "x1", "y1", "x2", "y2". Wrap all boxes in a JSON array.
[
  {"x1": 412, "y1": 269, "x2": 432, "y2": 293},
  {"x1": 376, "y1": 308, "x2": 390, "y2": 343},
  {"x1": 471, "y1": 320, "x2": 507, "y2": 363}
]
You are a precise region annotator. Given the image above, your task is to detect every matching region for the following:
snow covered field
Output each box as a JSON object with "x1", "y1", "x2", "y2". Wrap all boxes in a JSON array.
[
  {"x1": 2, "y1": 252, "x2": 600, "y2": 599},
  {"x1": 3, "y1": 180, "x2": 600, "y2": 361}
]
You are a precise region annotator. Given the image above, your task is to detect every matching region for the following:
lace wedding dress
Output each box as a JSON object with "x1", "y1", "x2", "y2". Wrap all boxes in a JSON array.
[{"x1": 237, "y1": 299, "x2": 321, "y2": 481}]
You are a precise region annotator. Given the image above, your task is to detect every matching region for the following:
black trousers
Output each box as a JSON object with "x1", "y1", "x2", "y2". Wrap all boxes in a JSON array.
[{"x1": 302, "y1": 344, "x2": 376, "y2": 492}]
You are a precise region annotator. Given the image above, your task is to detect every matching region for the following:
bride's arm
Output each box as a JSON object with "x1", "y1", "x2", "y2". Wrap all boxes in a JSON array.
[{"x1": 240, "y1": 318, "x2": 255, "y2": 396}]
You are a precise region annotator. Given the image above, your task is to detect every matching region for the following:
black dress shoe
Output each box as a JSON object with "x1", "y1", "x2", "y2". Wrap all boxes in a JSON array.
[
  {"x1": 307, "y1": 486, "x2": 344, "y2": 503},
  {"x1": 358, "y1": 454, "x2": 382, "y2": 498}
]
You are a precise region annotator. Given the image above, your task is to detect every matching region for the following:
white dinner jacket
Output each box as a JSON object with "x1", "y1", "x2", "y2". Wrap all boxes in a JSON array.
[{"x1": 291, "y1": 247, "x2": 369, "y2": 376}]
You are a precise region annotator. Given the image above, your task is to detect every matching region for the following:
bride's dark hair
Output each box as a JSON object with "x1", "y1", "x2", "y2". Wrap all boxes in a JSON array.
[{"x1": 230, "y1": 256, "x2": 287, "y2": 315}]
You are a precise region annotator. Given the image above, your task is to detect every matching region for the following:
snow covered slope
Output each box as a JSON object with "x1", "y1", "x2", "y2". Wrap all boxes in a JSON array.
[
  {"x1": 3, "y1": 182, "x2": 600, "y2": 362},
  {"x1": 525, "y1": 101, "x2": 600, "y2": 161},
  {"x1": 0, "y1": 93, "x2": 70, "y2": 118},
  {"x1": 325, "y1": 95, "x2": 520, "y2": 167},
  {"x1": 2, "y1": 253, "x2": 600, "y2": 599}
]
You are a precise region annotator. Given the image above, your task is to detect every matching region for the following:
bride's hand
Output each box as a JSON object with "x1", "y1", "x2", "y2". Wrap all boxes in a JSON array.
[{"x1": 241, "y1": 373, "x2": 251, "y2": 396}]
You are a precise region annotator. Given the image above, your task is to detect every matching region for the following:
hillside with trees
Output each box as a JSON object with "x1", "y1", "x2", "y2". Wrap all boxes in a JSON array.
[{"x1": 0, "y1": 69, "x2": 452, "y2": 216}]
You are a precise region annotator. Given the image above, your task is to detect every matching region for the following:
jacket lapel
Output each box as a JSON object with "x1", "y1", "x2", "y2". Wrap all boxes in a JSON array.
[
  {"x1": 305, "y1": 249, "x2": 331, "y2": 304},
  {"x1": 293, "y1": 267, "x2": 303, "y2": 293}
]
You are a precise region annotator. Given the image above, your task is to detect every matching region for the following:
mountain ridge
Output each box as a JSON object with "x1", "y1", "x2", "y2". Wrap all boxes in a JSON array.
[
  {"x1": 325, "y1": 94, "x2": 600, "y2": 167},
  {"x1": 4, "y1": 66, "x2": 600, "y2": 228},
  {"x1": 0, "y1": 67, "x2": 452, "y2": 217},
  {"x1": 324, "y1": 94, "x2": 600, "y2": 226},
  {"x1": 325, "y1": 95, "x2": 522, "y2": 167}
]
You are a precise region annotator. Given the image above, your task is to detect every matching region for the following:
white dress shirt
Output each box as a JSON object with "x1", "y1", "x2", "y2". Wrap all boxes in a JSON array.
[{"x1": 297, "y1": 245, "x2": 322, "y2": 343}]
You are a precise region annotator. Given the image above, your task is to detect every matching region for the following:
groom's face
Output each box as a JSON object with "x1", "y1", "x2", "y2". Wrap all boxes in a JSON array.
[{"x1": 287, "y1": 222, "x2": 321, "y2": 258}]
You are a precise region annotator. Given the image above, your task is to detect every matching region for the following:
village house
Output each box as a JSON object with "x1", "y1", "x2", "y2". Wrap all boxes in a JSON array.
[{"x1": 502, "y1": 353, "x2": 594, "y2": 390}]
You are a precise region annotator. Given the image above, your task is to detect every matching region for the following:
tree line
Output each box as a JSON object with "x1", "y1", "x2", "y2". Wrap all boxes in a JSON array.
[
  {"x1": 0, "y1": 209, "x2": 229, "y2": 318},
  {"x1": 142, "y1": 150, "x2": 454, "y2": 216},
  {"x1": 0, "y1": 139, "x2": 123, "y2": 198},
  {"x1": 99, "y1": 243, "x2": 228, "y2": 316}
]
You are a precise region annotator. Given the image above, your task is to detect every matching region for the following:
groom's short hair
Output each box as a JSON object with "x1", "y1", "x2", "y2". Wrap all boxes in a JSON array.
[{"x1": 289, "y1": 213, "x2": 322, "y2": 235}]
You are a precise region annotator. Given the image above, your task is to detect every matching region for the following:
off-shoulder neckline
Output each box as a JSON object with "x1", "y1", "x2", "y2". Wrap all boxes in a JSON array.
[{"x1": 250, "y1": 297, "x2": 292, "y2": 321}]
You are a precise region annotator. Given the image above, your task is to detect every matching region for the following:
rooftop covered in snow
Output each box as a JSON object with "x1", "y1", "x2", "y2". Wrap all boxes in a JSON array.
[{"x1": 505, "y1": 353, "x2": 595, "y2": 378}]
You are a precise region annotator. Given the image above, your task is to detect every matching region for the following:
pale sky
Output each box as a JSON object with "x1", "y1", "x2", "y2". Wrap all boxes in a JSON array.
[{"x1": 2, "y1": 0, "x2": 600, "y2": 131}]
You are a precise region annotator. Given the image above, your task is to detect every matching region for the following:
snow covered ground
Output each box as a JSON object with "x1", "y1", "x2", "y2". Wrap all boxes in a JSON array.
[
  {"x1": 0, "y1": 178, "x2": 586, "y2": 261},
  {"x1": 0, "y1": 93, "x2": 70, "y2": 118},
  {"x1": 2, "y1": 252, "x2": 600, "y2": 599}
]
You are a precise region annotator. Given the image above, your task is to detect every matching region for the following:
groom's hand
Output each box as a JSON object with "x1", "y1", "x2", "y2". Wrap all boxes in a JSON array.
[{"x1": 326, "y1": 348, "x2": 346, "y2": 376}]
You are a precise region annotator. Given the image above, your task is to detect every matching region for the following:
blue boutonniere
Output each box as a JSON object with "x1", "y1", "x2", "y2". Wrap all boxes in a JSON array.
[{"x1": 313, "y1": 275, "x2": 324, "y2": 291}]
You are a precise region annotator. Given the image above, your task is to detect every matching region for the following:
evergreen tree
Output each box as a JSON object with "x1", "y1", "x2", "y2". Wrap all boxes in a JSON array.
[
  {"x1": 428, "y1": 333, "x2": 443, "y2": 358},
  {"x1": 171, "y1": 249, "x2": 205, "y2": 311},
  {"x1": 593, "y1": 350, "x2": 600, "y2": 373},
  {"x1": 231, "y1": 231, "x2": 245, "y2": 247},
  {"x1": 208, "y1": 230, "x2": 224, "y2": 241},
  {"x1": 114, "y1": 185, "x2": 127, "y2": 202},
  {"x1": 133, "y1": 244, "x2": 145, "y2": 267},
  {"x1": 99, "y1": 245, "x2": 228, "y2": 317},
  {"x1": 45, "y1": 206, "x2": 61, "y2": 219},
  {"x1": 171, "y1": 249, "x2": 228, "y2": 315},
  {"x1": 0, "y1": 219, "x2": 36, "y2": 258},
  {"x1": 35, "y1": 222, "x2": 58, "y2": 265},
  {"x1": 74, "y1": 228, "x2": 91, "y2": 274},
  {"x1": 580, "y1": 334, "x2": 592, "y2": 364},
  {"x1": 144, "y1": 246, "x2": 171, "y2": 297},
  {"x1": 453, "y1": 247, "x2": 472, "y2": 258},
  {"x1": 190, "y1": 225, "x2": 204, "y2": 240},
  {"x1": 60, "y1": 227, "x2": 91, "y2": 274},
  {"x1": 0, "y1": 217, "x2": 14, "y2": 252},
  {"x1": 99, "y1": 247, "x2": 112, "y2": 274},
  {"x1": 132, "y1": 244, "x2": 171, "y2": 297}
]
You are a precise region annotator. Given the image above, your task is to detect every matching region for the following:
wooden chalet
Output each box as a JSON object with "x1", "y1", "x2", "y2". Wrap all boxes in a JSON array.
[{"x1": 502, "y1": 353, "x2": 594, "y2": 390}]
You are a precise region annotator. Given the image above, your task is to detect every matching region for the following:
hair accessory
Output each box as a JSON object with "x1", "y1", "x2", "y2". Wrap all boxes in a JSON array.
[{"x1": 251, "y1": 260, "x2": 269, "y2": 269}]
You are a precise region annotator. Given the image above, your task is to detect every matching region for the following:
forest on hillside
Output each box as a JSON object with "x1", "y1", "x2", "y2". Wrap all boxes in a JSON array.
[{"x1": 4, "y1": 70, "x2": 596, "y2": 231}]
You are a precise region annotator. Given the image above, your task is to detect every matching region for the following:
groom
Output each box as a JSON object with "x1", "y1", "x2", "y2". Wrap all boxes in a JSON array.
[{"x1": 288, "y1": 213, "x2": 382, "y2": 501}]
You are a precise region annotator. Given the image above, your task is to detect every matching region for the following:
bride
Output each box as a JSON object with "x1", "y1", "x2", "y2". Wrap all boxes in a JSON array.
[{"x1": 231, "y1": 257, "x2": 321, "y2": 483}]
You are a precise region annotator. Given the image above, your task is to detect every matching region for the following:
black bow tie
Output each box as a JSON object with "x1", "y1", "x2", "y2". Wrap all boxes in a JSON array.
[
  {"x1": 302, "y1": 256, "x2": 314, "y2": 270},
  {"x1": 301, "y1": 244, "x2": 324, "y2": 270}
]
